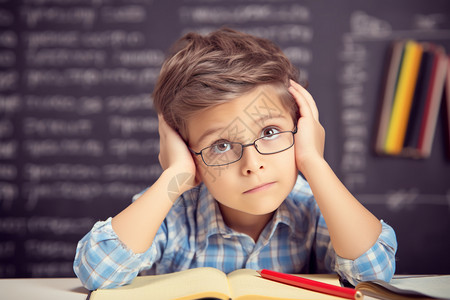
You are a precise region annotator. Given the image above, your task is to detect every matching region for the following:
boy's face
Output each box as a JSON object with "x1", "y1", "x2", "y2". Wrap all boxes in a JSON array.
[{"x1": 187, "y1": 85, "x2": 298, "y2": 218}]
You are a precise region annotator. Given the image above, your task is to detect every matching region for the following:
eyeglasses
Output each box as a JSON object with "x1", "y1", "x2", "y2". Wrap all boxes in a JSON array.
[{"x1": 189, "y1": 127, "x2": 297, "y2": 167}]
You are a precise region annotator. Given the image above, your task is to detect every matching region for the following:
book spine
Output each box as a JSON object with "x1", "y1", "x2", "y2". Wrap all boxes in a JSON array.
[
  {"x1": 385, "y1": 40, "x2": 424, "y2": 155},
  {"x1": 417, "y1": 47, "x2": 448, "y2": 157},
  {"x1": 375, "y1": 41, "x2": 405, "y2": 155},
  {"x1": 402, "y1": 43, "x2": 434, "y2": 158},
  {"x1": 446, "y1": 57, "x2": 450, "y2": 158}
]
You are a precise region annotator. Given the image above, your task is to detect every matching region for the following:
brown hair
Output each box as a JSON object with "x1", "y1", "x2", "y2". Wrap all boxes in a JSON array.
[{"x1": 152, "y1": 27, "x2": 300, "y2": 139}]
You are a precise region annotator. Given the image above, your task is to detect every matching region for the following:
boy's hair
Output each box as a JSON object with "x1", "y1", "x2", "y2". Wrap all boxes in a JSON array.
[{"x1": 153, "y1": 27, "x2": 300, "y2": 140}]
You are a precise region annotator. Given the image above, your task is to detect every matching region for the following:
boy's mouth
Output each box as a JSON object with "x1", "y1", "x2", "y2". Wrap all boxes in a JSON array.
[{"x1": 243, "y1": 182, "x2": 276, "y2": 194}]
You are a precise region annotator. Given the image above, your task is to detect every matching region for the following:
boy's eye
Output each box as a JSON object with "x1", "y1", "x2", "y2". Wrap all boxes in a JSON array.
[
  {"x1": 210, "y1": 141, "x2": 232, "y2": 154},
  {"x1": 260, "y1": 127, "x2": 280, "y2": 139}
]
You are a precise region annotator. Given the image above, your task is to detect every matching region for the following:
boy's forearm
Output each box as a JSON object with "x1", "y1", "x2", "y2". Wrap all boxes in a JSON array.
[
  {"x1": 111, "y1": 168, "x2": 188, "y2": 254},
  {"x1": 300, "y1": 156, "x2": 382, "y2": 260}
]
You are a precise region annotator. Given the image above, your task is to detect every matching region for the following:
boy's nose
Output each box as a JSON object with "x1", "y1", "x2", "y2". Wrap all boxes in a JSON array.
[{"x1": 240, "y1": 146, "x2": 264, "y2": 175}]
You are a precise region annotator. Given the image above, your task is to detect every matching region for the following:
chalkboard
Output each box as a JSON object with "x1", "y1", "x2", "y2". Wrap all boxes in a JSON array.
[{"x1": 0, "y1": 0, "x2": 449, "y2": 278}]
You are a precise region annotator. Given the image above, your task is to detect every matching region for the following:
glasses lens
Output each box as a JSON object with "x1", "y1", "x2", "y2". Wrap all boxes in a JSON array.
[
  {"x1": 255, "y1": 131, "x2": 294, "y2": 154},
  {"x1": 202, "y1": 142, "x2": 243, "y2": 166}
]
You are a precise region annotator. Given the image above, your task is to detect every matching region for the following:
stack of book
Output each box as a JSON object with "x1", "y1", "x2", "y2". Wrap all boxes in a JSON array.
[{"x1": 375, "y1": 40, "x2": 450, "y2": 158}]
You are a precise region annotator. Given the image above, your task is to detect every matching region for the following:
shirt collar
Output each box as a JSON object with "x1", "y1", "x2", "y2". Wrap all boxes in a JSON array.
[{"x1": 258, "y1": 198, "x2": 296, "y2": 243}]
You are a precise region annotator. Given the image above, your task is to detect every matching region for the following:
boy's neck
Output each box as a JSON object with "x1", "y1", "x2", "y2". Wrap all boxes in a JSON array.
[{"x1": 218, "y1": 203, "x2": 275, "y2": 242}]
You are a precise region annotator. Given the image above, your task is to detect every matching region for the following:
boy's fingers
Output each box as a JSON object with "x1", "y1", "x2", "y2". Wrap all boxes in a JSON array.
[
  {"x1": 289, "y1": 80, "x2": 319, "y2": 121},
  {"x1": 288, "y1": 83, "x2": 313, "y2": 119},
  {"x1": 158, "y1": 114, "x2": 175, "y2": 137}
]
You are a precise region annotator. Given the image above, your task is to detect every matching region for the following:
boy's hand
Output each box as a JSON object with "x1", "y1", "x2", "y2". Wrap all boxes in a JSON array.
[
  {"x1": 288, "y1": 80, "x2": 325, "y2": 172},
  {"x1": 158, "y1": 115, "x2": 199, "y2": 191}
]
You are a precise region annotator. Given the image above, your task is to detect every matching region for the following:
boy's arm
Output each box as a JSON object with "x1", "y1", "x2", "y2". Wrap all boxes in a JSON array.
[
  {"x1": 289, "y1": 80, "x2": 385, "y2": 260},
  {"x1": 111, "y1": 115, "x2": 198, "y2": 254},
  {"x1": 74, "y1": 116, "x2": 198, "y2": 290}
]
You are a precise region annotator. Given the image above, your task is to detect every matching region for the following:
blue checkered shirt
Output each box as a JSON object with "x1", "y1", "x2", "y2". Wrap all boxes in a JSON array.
[{"x1": 73, "y1": 175, "x2": 397, "y2": 290}]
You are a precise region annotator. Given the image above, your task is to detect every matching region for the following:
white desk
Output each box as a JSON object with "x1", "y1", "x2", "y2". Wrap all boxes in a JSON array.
[
  {"x1": 0, "y1": 278, "x2": 89, "y2": 300},
  {"x1": 0, "y1": 277, "x2": 380, "y2": 300}
]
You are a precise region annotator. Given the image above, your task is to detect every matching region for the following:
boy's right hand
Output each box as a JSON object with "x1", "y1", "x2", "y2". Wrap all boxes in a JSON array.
[{"x1": 158, "y1": 115, "x2": 199, "y2": 193}]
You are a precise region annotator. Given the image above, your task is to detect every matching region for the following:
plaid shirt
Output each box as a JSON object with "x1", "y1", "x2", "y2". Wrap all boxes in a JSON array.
[{"x1": 74, "y1": 175, "x2": 397, "y2": 290}]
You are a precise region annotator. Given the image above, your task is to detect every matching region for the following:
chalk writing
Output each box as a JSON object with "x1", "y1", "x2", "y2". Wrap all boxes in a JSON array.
[
  {"x1": 0, "y1": 50, "x2": 15, "y2": 67},
  {"x1": 106, "y1": 94, "x2": 153, "y2": 113},
  {"x1": 24, "y1": 164, "x2": 101, "y2": 182},
  {"x1": 25, "y1": 31, "x2": 79, "y2": 48},
  {"x1": 25, "y1": 95, "x2": 103, "y2": 114},
  {"x1": 24, "y1": 181, "x2": 103, "y2": 210},
  {"x1": 0, "y1": 0, "x2": 161, "y2": 278},
  {"x1": 350, "y1": 11, "x2": 391, "y2": 39},
  {"x1": 0, "y1": 94, "x2": 21, "y2": 114},
  {"x1": 25, "y1": 240, "x2": 76, "y2": 259},
  {"x1": 26, "y1": 67, "x2": 159, "y2": 88},
  {"x1": 103, "y1": 182, "x2": 148, "y2": 199},
  {"x1": 0, "y1": 140, "x2": 17, "y2": 159},
  {"x1": 0, "y1": 31, "x2": 17, "y2": 48},
  {"x1": 0, "y1": 119, "x2": 13, "y2": 138},
  {"x1": 25, "y1": 30, "x2": 145, "y2": 49},
  {"x1": 339, "y1": 19, "x2": 371, "y2": 190},
  {"x1": 0, "y1": 218, "x2": 27, "y2": 235},
  {"x1": 24, "y1": 139, "x2": 104, "y2": 157},
  {"x1": 81, "y1": 30, "x2": 145, "y2": 48},
  {"x1": 27, "y1": 217, "x2": 95, "y2": 235},
  {"x1": 0, "y1": 182, "x2": 17, "y2": 211},
  {"x1": 386, "y1": 189, "x2": 419, "y2": 212},
  {"x1": 103, "y1": 164, "x2": 162, "y2": 181},
  {"x1": 0, "y1": 70, "x2": 18, "y2": 90},
  {"x1": 26, "y1": 48, "x2": 107, "y2": 66},
  {"x1": 109, "y1": 115, "x2": 158, "y2": 136},
  {"x1": 21, "y1": 6, "x2": 97, "y2": 28},
  {"x1": 101, "y1": 5, "x2": 146, "y2": 23},
  {"x1": 22, "y1": 0, "x2": 111, "y2": 6},
  {"x1": 182, "y1": 24, "x2": 313, "y2": 43},
  {"x1": 23, "y1": 181, "x2": 150, "y2": 210},
  {"x1": 0, "y1": 164, "x2": 17, "y2": 180},
  {"x1": 413, "y1": 13, "x2": 445, "y2": 30},
  {"x1": 179, "y1": 4, "x2": 310, "y2": 24},
  {"x1": 113, "y1": 49, "x2": 164, "y2": 66},
  {"x1": 109, "y1": 138, "x2": 159, "y2": 158},
  {"x1": 283, "y1": 46, "x2": 312, "y2": 65},
  {"x1": 27, "y1": 262, "x2": 73, "y2": 277},
  {"x1": 23, "y1": 118, "x2": 93, "y2": 136}
]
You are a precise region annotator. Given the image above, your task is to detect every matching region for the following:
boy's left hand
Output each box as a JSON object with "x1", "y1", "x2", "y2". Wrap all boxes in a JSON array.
[{"x1": 288, "y1": 80, "x2": 325, "y2": 173}]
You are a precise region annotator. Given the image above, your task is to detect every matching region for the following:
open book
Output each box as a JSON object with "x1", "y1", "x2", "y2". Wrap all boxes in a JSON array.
[
  {"x1": 89, "y1": 267, "x2": 345, "y2": 300},
  {"x1": 356, "y1": 275, "x2": 450, "y2": 300}
]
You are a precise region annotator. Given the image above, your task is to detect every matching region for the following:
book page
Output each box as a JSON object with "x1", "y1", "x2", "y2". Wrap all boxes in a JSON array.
[
  {"x1": 358, "y1": 275, "x2": 450, "y2": 300},
  {"x1": 227, "y1": 269, "x2": 345, "y2": 300},
  {"x1": 90, "y1": 267, "x2": 231, "y2": 300}
]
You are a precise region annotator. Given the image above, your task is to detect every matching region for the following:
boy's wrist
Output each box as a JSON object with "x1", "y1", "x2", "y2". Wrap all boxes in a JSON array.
[
  {"x1": 161, "y1": 167, "x2": 197, "y2": 201},
  {"x1": 298, "y1": 154, "x2": 327, "y2": 179}
]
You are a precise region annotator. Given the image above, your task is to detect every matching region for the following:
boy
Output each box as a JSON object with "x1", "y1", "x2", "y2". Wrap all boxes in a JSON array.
[{"x1": 74, "y1": 28, "x2": 397, "y2": 290}]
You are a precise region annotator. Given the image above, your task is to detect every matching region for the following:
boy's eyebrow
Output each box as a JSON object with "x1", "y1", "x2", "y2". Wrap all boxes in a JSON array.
[
  {"x1": 195, "y1": 127, "x2": 224, "y2": 147},
  {"x1": 194, "y1": 115, "x2": 289, "y2": 147},
  {"x1": 254, "y1": 114, "x2": 285, "y2": 125}
]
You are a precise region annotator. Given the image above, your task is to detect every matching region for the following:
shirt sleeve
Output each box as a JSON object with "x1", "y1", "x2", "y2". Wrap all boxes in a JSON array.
[
  {"x1": 73, "y1": 217, "x2": 166, "y2": 290},
  {"x1": 333, "y1": 220, "x2": 398, "y2": 286}
]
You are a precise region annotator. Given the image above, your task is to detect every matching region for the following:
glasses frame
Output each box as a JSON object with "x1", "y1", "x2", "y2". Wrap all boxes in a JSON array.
[{"x1": 189, "y1": 127, "x2": 298, "y2": 167}]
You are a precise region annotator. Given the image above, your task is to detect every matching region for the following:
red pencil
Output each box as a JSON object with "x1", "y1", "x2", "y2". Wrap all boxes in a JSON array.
[{"x1": 258, "y1": 269, "x2": 363, "y2": 299}]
